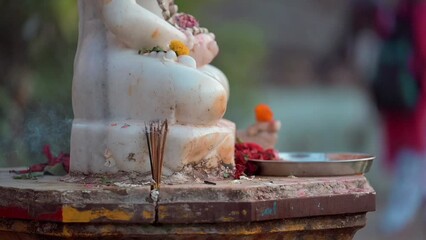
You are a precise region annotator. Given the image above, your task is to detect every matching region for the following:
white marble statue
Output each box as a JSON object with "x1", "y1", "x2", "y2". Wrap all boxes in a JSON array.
[{"x1": 71, "y1": 0, "x2": 235, "y2": 175}]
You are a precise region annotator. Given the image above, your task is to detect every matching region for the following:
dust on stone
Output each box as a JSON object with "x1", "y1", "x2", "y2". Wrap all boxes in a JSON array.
[
  {"x1": 62, "y1": 160, "x2": 234, "y2": 186},
  {"x1": 61, "y1": 171, "x2": 153, "y2": 186},
  {"x1": 163, "y1": 160, "x2": 234, "y2": 185}
]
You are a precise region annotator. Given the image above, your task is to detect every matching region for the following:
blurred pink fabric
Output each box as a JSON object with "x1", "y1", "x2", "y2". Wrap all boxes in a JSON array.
[{"x1": 383, "y1": 1, "x2": 426, "y2": 170}]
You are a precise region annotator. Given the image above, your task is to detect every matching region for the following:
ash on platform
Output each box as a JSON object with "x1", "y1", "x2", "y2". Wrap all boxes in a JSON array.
[{"x1": 63, "y1": 161, "x2": 234, "y2": 186}]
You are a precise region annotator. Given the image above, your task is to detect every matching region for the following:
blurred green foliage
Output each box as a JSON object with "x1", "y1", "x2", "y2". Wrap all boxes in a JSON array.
[
  {"x1": 0, "y1": 0, "x2": 78, "y2": 167},
  {"x1": 214, "y1": 23, "x2": 266, "y2": 122},
  {"x1": 180, "y1": 0, "x2": 267, "y2": 123},
  {"x1": 0, "y1": 0, "x2": 265, "y2": 167}
]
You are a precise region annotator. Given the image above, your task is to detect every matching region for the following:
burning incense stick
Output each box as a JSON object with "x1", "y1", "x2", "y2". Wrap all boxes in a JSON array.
[
  {"x1": 145, "y1": 120, "x2": 168, "y2": 189},
  {"x1": 145, "y1": 125, "x2": 154, "y2": 178}
]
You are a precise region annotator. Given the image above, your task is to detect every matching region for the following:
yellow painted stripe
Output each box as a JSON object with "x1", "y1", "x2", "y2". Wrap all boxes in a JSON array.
[
  {"x1": 62, "y1": 205, "x2": 134, "y2": 223},
  {"x1": 142, "y1": 210, "x2": 154, "y2": 219}
]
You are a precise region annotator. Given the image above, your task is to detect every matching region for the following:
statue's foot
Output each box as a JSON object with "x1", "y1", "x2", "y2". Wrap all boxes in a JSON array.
[
  {"x1": 145, "y1": 51, "x2": 229, "y2": 99},
  {"x1": 106, "y1": 49, "x2": 228, "y2": 125}
]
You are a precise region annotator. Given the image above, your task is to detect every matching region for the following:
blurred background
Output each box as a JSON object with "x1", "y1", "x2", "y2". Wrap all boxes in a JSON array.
[{"x1": 0, "y1": 0, "x2": 425, "y2": 239}]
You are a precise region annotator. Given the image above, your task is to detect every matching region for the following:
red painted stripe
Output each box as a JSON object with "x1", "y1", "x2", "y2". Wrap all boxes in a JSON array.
[
  {"x1": 0, "y1": 206, "x2": 31, "y2": 219},
  {"x1": 35, "y1": 208, "x2": 63, "y2": 222},
  {"x1": 0, "y1": 206, "x2": 63, "y2": 222}
]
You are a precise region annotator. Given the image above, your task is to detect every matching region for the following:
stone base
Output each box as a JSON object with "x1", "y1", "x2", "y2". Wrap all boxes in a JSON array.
[
  {"x1": 71, "y1": 119, "x2": 236, "y2": 175},
  {"x1": 0, "y1": 169, "x2": 375, "y2": 240}
]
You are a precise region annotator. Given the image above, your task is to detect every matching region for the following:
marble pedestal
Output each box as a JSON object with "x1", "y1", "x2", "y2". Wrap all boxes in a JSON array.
[{"x1": 0, "y1": 169, "x2": 375, "y2": 239}]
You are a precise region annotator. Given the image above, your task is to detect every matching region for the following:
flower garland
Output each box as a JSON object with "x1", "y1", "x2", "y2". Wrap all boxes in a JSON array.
[
  {"x1": 156, "y1": 0, "x2": 209, "y2": 35},
  {"x1": 169, "y1": 40, "x2": 190, "y2": 56},
  {"x1": 234, "y1": 141, "x2": 279, "y2": 179},
  {"x1": 255, "y1": 104, "x2": 274, "y2": 122}
]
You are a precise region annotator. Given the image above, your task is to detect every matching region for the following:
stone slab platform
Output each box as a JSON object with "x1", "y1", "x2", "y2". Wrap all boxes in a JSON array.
[{"x1": 0, "y1": 169, "x2": 375, "y2": 239}]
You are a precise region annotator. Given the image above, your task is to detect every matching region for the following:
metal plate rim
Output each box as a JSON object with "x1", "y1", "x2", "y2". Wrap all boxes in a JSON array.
[
  {"x1": 247, "y1": 152, "x2": 375, "y2": 177},
  {"x1": 248, "y1": 152, "x2": 375, "y2": 163}
]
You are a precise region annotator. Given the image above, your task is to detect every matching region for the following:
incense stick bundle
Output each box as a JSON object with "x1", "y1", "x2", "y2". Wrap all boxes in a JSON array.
[{"x1": 145, "y1": 120, "x2": 168, "y2": 189}]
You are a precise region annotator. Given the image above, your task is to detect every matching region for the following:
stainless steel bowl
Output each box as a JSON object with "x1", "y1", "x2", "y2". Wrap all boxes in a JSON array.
[{"x1": 248, "y1": 152, "x2": 374, "y2": 177}]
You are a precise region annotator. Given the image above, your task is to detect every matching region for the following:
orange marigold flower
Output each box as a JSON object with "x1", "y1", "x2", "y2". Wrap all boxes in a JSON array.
[
  {"x1": 169, "y1": 40, "x2": 190, "y2": 56},
  {"x1": 255, "y1": 104, "x2": 274, "y2": 122}
]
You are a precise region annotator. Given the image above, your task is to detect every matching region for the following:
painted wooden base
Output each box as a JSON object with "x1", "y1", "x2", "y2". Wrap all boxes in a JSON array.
[
  {"x1": 0, "y1": 213, "x2": 366, "y2": 240},
  {"x1": 0, "y1": 169, "x2": 375, "y2": 239}
]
